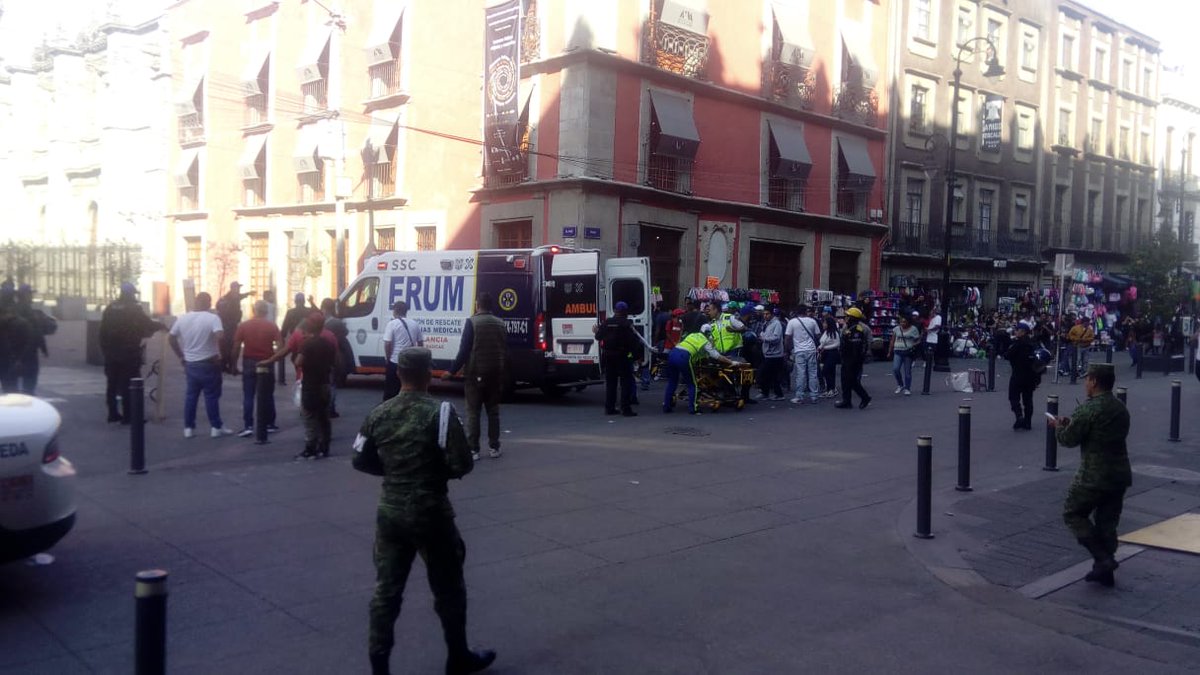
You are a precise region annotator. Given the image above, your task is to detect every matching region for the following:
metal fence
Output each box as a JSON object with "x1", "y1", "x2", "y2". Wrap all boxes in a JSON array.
[{"x1": 0, "y1": 242, "x2": 141, "y2": 305}]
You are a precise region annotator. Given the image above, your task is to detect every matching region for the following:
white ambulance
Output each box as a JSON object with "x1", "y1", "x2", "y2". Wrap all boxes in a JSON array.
[{"x1": 337, "y1": 246, "x2": 651, "y2": 395}]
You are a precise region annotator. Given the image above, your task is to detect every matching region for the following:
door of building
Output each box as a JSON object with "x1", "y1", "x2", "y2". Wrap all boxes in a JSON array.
[
  {"x1": 827, "y1": 249, "x2": 860, "y2": 295},
  {"x1": 637, "y1": 225, "x2": 682, "y2": 309},
  {"x1": 747, "y1": 241, "x2": 801, "y2": 307}
]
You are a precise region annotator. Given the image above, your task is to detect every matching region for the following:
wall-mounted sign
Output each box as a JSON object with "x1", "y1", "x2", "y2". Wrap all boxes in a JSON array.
[
  {"x1": 981, "y1": 94, "x2": 1003, "y2": 152},
  {"x1": 584, "y1": 227, "x2": 601, "y2": 240},
  {"x1": 562, "y1": 226, "x2": 577, "y2": 238},
  {"x1": 705, "y1": 276, "x2": 720, "y2": 290}
]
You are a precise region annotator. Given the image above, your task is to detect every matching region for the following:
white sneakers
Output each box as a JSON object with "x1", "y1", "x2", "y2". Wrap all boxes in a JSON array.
[
  {"x1": 903, "y1": 389, "x2": 912, "y2": 396},
  {"x1": 186, "y1": 426, "x2": 250, "y2": 438},
  {"x1": 211, "y1": 427, "x2": 235, "y2": 438},
  {"x1": 489, "y1": 448, "x2": 503, "y2": 459},
  {"x1": 183, "y1": 428, "x2": 195, "y2": 439},
  {"x1": 894, "y1": 387, "x2": 904, "y2": 394},
  {"x1": 471, "y1": 451, "x2": 481, "y2": 461}
]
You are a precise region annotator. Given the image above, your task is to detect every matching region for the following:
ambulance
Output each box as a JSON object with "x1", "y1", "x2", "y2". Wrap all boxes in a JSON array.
[{"x1": 337, "y1": 246, "x2": 652, "y2": 395}]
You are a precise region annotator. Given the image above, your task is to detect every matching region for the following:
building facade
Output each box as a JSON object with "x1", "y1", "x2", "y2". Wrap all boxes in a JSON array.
[
  {"x1": 1156, "y1": 65, "x2": 1199, "y2": 261},
  {"x1": 1042, "y1": 0, "x2": 1160, "y2": 270},
  {"x1": 163, "y1": 0, "x2": 484, "y2": 311},
  {"x1": 883, "y1": 0, "x2": 1049, "y2": 308},
  {"x1": 0, "y1": 16, "x2": 171, "y2": 304},
  {"x1": 476, "y1": 0, "x2": 891, "y2": 309}
]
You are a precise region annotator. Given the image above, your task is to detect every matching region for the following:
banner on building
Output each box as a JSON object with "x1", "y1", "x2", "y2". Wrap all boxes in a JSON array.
[
  {"x1": 484, "y1": 0, "x2": 522, "y2": 176},
  {"x1": 981, "y1": 94, "x2": 1003, "y2": 152}
]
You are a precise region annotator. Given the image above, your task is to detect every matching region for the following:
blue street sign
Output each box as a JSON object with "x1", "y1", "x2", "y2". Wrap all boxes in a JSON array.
[
  {"x1": 584, "y1": 227, "x2": 601, "y2": 240},
  {"x1": 562, "y1": 226, "x2": 578, "y2": 238}
]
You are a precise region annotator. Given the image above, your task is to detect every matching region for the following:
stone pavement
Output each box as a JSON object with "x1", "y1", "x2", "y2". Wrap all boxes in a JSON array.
[{"x1": 2, "y1": 321, "x2": 1200, "y2": 673}]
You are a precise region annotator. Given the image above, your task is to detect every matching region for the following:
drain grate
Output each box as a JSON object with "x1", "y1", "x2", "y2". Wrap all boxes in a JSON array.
[{"x1": 666, "y1": 426, "x2": 710, "y2": 437}]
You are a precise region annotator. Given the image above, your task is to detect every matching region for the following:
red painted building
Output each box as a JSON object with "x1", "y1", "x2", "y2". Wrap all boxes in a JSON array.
[{"x1": 474, "y1": 0, "x2": 891, "y2": 308}]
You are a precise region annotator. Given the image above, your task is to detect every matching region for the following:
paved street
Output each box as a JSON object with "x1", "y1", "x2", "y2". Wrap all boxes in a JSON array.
[{"x1": 3, "y1": 323, "x2": 1200, "y2": 673}]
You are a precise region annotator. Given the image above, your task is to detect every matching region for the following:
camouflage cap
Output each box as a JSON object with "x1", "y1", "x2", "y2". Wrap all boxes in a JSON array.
[
  {"x1": 1085, "y1": 363, "x2": 1115, "y2": 378},
  {"x1": 396, "y1": 347, "x2": 433, "y2": 371}
]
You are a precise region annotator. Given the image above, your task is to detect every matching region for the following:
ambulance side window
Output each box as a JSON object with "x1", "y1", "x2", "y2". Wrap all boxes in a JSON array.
[
  {"x1": 610, "y1": 280, "x2": 645, "y2": 315},
  {"x1": 341, "y1": 277, "x2": 379, "y2": 318}
]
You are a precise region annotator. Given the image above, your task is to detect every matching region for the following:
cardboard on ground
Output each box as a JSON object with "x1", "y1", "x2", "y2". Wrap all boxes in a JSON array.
[{"x1": 1120, "y1": 513, "x2": 1200, "y2": 555}]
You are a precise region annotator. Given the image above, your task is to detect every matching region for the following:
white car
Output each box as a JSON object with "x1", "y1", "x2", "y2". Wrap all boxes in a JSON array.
[{"x1": 0, "y1": 394, "x2": 76, "y2": 564}]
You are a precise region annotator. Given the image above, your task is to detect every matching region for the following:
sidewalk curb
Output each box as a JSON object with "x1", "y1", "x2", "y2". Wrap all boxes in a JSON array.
[{"x1": 899, "y1": 488, "x2": 1200, "y2": 662}]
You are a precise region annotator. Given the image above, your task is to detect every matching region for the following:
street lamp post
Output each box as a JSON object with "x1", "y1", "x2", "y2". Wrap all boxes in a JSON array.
[{"x1": 937, "y1": 37, "x2": 1005, "y2": 370}]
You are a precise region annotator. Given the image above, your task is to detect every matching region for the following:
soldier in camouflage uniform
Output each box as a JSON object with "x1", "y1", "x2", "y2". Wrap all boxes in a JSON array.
[
  {"x1": 353, "y1": 347, "x2": 495, "y2": 675},
  {"x1": 1049, "y1": 362, "x2": 1131, "y2": 587}
]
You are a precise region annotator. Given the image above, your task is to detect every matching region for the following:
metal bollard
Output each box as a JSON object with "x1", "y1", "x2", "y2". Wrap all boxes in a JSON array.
[
  {"x1": 1043, "y1": 395, "x2": 1059, "y2": 472},
  {"x1": 1170, "y1": 380, "x2": 1182, "y2": 442},
  {"x1": 921, "y1": 352, "x2": 933, "y2": 396},
  {"x1": 129, "y1": 378, "x2": 147, "y2": 475},
  {"x1": 134, "y1": 569, "x2": 168, "y2": 675},
  {"x1": 987, "y1": 348, "x2": 997, "y2": 392},
  {"x1": 915, "y1": 436, "x2": 934, "y2": 539},
  {"x1": 1190, "y1": 343, "x2": 1196, "y2": 375},
  {"x1": 1136, "y1": 348, "x2": 1144, "y2": 379},
  {"x1": 1165, "y1": 349, "x2": 1172, "y2": 376},
  {"x1": 1070, "y1": 348, "x2": 1078, "y2": 385},
  {"x1": 956, "y1": 406, "x2": 972, "y2": 492},
  {"x1": 254, "y1": 366, "x2": 271, "y2": 445},
  {"x1": 1115, "y1": 386, "x2": 1127, "y2": 405}
]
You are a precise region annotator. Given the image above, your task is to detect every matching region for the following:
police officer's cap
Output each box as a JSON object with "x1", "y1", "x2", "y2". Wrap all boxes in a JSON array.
[
  {"x1": 396, "y1": 347, "x2": 433, "y2": 371},
  {"x1": 1085, "y1": 363, "x2": 1115, "y2": 378}
]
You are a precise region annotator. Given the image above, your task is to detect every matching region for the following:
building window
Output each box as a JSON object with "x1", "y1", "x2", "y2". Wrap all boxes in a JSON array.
[
  {"x1": 366, "y1": 8, "x2": 403, "y2": 99},
  {"x1": 1087, "y1": 189, "x2": 1100, "y2": 228},
  {"x1": 642, "y1": 0, "x2": 710, "y2": 79},
  {"x1": 952, "y1": 185, "x2": 967, "y2": 224},
  {"x1": 176, "y1": 76, "x2": 205, "y2": 144},
  {"x1": 1054, "y1": 185, "x2": 1069, "y2": 226},
  {"x1": 175, "y1": 151, "x2": 200, "y2": 212},
  {"x1": 1119, "y1": 127, "x2": 1131, "y2": 160},
  {"x1": 765, "y1": 3, "x2": 816, "y2": 108},
  {"x1": 240, "y1": 136, "x2": 267, "y2": 207},
  {"x1": 1021, "y1": 28, "x2": 1038, "y2": 71},
  {"x1": 956, "y1": 5, "x2": 973, "y2": 46},
  {"x1": 1093, "y1": 47, "x2": 1106, "y2": 81},
  {"x1": 242, "y1": 54, "x2": 269, "y2": 126},
  {"x1": 375, "y1": 227, "x2": 395, "y2": 251},
  {"x1": 185, "y1": 237, "x2": 202, "y2": 286},
  {"x1": 1017, "y1": 108, "x2": 1034, "y2": 150},
  {"x1": 298, "y1": 34, "x2": 331, "y2": 113},
  {"x1": 365, "y1": 123, "x2": 399, "y2": 198},
  {"x1": 1089, "y1": 118, "x2": 1103, "y2": 154},
  {"x1": 1013, "y1": 195, "x2": 1029, "y2": 235},
  {"x1": 766, "y1": 119, "x2": 811, "y2": 212},
  {"x1": 249, "y1": 233, "x2": 269, "y2": 297},
  {"x1": 904, "y1": 177, "x2": 924, "y2": 224},
  {"x1": 910, "y1": 85, "x2": 928, "y2": 133},
  {"x1": 1057, "y1": 109, "x2": 1073, "y2": 147},
  {"x1": 767, "y1": 178, "x2": 805, "y2": 211},
  {"x1": 415, "y1": 226, "x2": 437, "y2": 251},
  {"x1": 978, "y1": 188, "x2": 994, "y2": 230},
  {"x1": 494, "y1": 219, "x2": 532, "y2": 249},
  {"x1": 1142, "y1": 67, "x2": 1153, "y2": 97},
  {"x1": 986, "y1": 19, "x2": 1002, "y2": 61},
  {"x1": 955, "y1": 92, "x2": 973, "y2": 147},
  {"x1": 298, "y1": 163, "x2": 325, "y2": 203},
  {"x1": 1140, "y1": 131, "x2": 1151, "y2": 164},
  {"x1": 835, "y1": 137, "x2": 875, "y2": 221},
  {"x1": 1121, "y1": 59, "x2": 1133, "y2": 90},
  {"x1": 645, "y1": 91, "x2": 699, "y2": 194},
  {"x1": 1116, "y1": 195, "x2": 1128, "y2": 236},
  {"x1": 913, "y1": 0, "x2": 932, "y2": 41},
  {"x1": 1060, "y1": 34, "x2": 1074, "y2": 70}
]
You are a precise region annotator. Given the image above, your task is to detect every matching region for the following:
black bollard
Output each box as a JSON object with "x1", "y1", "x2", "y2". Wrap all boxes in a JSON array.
[
  {"x1": 915, "y1": 436, "x2": 934, "y2": 539},
  {"x1": 921, "y1": 352, "x2": 933, "y2": 396},
  {"x1": 987, "y1": 348, "x2": 997, "y2": 392},
  {"x1": 1070, "y1": 347, "x2": 1078, "y2": 385},
  {"x1": 1190, "y1": 343, "x2": 1196, "y2": 375},
  {"x1": 1169, "y1": 380, "x2": 1182, "y2": 442},
  {"x1": 1043, "y1": 395, "x2": 1059, "y2": 472},
  {"x1": 129, "y1": 378, "x2": 147, "y2": 475},
  {"x1": 254, "y1": 366, "x2": 271, "y2": 445},
  {"x1": 1115, "y1": 386, "x2": 1127, "y2": 405},
  {"x1": 956, "y1": 406, "x2": 972, "y2": 492},
  {"x1": 1106, "y1": 343, "x2": 1113, "y2": 364},
  {"x1": 1136, "y1": 347, "x2": 1144, "y2": 379},
  {"x1": 134, "y1": 569, "x2": 168, "y2": 675}
]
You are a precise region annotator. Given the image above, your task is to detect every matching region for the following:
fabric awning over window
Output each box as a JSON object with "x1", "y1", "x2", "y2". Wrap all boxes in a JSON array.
[
  {"x1": 240, "y1": 48, "x2": 269, "y2": 96},
  {"x1": 174, "y1": 148, "x2": 199, "y2": 188},
  {"x1": 174, "y1": 76, "x2": 203, "y2": 116},
  {"x1": 649, "y1": 90, "x2": 701, "y2": 160},
  {"x1": 659, "y1": 0, "x2": 708, "y2": 36},
  {"x1": 841, "y1": 23, "x2": 878, "y2": 89},
  {"x1": 365, "y1": 4, "x2": 405, "y2": 65},
  {"x1": 837, "y1": 136, "x2": 875, "y2": 184},
  {"x1": 239, "y1": 134, "x2": 268, "y2": 179},
  {"x1": 292, "y1": 125, "x2": 322, "y2": 173},
  {"x1": 363, "y1": 113, "x2": 400, "y2": 162},
  {"x1": 767, "y1": 119, "x2": 811, "y2": 180},
  {"x1": 771, "y1": 1, "x2": 815, "y2": 70},
  {"x1": 296, "y1": 30, "x2": 330, "y2": 84}
]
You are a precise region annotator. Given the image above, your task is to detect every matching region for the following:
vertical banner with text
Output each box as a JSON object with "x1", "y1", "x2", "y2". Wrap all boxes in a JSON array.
[
  {"x1": 484, "y1": 0, "x2": 522, "y2": 176},
  {"x1": 981, "y1": 94, "x2": 1003, "y2": 152}
]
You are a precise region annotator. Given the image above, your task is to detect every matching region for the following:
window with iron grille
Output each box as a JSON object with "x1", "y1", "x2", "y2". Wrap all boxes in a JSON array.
[
  {"x1": 415, "y1": 226, "x2": 437, "y2": 251},
  {"x1": 249, "y1": 233, "x2": 269, "y2": 297},
  {"x1": 641, "y1": 0, "x2": 710, "y2": 79},
  {"x1": 244, "y1": 59, "x2": 269, "y2": 126},
  {"x1": 302, "y1": 79, "x2": 328, "y2": 114},
  {"x1": 905, "y1": 178, "x2": 925, "y2": 223},
  {"x1": 368, "y1": 128, "x2": 398, "y2": 197},
  {"x1": 177, "y1": 78, "x2": 205, "y2": 145},
  {"x1": 910, "y1": 85, "x2": 928, "y2": 133},
  {"x1": 978, "y1": 188, "x2": 994, "y2": 230},
  {"x1": 185, "y1": 237, "x2": 202, "y2": 285},
  {"x1": 243, "y1": 152, "x2": 266, "y2": 207},
  {"x1": 767, "y1": 178, "x2": 805, "y2": 211},
  {"x1": 646, "y1": 151, "x2": 694, "y2": 194},
  {"x1": 494, "y1": 220, "x2": 532, "y2": 249},
  {"x1": 177, "y1": 156, "x2": 199, "y2": 212},
  {"x1": 836, "y1": 176, "x2": 866, "y2": 220},
  {"x1": 375, "y1": 227, "x2": 395, "y2": 251},
  {"x1": 298, "y1": 163, "x2": 326, "y2": 203},
  {"x1": 1013, "y1": 195, "x2": 1029, "y2": 237}
]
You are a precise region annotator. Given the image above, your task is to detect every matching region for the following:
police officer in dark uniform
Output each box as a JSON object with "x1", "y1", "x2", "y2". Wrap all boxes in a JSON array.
[
  {"x1": 0, "y1": 282, "x2": 31, "y2": 394},
  {"x1": 1048, "y1": 363, "x2": 1131, "y2": 587},
  {"x1": 595, "y1": 301, "x2": 639, "y2": 417},
  {"x1": 99, "y1": 282, "x2": 167, "y2": 422},
  {"x1": 1005, "y1": 321, "x2": 1042, "y2": 430},
  {"x1": 354, "y1": 347, "x2": 495, "y2": 675},
  {"x1": 834, "y1": 307, "x2": 872, "y2": 409},
  {"x1": 12, "y1": 284, "x2": 49, "y2": 394}
]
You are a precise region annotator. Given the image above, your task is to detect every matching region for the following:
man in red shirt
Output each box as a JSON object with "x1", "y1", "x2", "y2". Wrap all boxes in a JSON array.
[
  {"x1": 263, "y1": 311, "x2": 339, "y2": 382},
  {"x1": 233, "y1": 300, "x2": 282, "y2": 437}
]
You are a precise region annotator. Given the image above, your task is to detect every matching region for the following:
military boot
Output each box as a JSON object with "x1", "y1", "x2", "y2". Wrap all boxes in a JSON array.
[
  {"x1": 369, "y1": 651, "x2": 391, "y2": 675},
  {"x1": 1078, "y1": 537, "x2": 1118, "y2": 587},
  {"x1": 446, "y1": 648, "x2": 496, "y2": 675}
]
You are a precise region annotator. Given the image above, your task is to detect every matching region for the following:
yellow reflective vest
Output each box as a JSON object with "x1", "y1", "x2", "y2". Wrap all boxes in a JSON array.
[
  {"x1": 710, "y1": 314, "x2": 742, "y2": 353},
  {"x1": 676, "y1": 332, "x2": 712, "y2": 365}
]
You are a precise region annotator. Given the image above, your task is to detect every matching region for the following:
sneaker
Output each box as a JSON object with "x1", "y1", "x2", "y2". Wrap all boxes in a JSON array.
[
  {"x1": 894, "y1": 387, "x2": 904, "y2": 395},
  {"x1": 183, "y1": 427, "x2": 195, "y2": 439},
  {"x1": 903, "y1": 389, "x2": 912, "y2": 396},
  {"x1": 237, "y1": 428, "x2": 254, "y2": 438},
  {"x1": 471, "y1": 451, "x2": 481, "y2": 461},
  {"x1": 489, "y1": 447, "x2": 503, "y2": 459},
  {"x1": 789, "y1": 397, "x2": 802, "y2": 404},
  {"x1": 293, "y1": 450, "x2": 316, "y2": 461},
  {"x1": 266, "y1": 425, "x2": 280, "y2": 433},
  {"x1": 771, "y1": 395, "x2": 786, "y2": 401},
  {"x1": 755, "y1": 392, "x2": 770, "y2": 400},
  {"x1": 211, "y1": 427, "x2": 235, "y2": 438}
]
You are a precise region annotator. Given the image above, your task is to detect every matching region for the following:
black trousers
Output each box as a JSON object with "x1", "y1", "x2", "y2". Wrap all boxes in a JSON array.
[
  {"x1": 604, "y1": 354, "x2": 633, "y2": 412},
  {"x1": 105, "y1": 359, "x2": 141, "y2": 421},
  {"x1": 383, "y1": 361, "x2": 401, "y2": 402},
  {"x1": 758, "y1": 356, "x2": 786, "y2": 397},
  {"x1": 1008, "y1": 377, "x2": 1036, "y2": 420},
  {"x1": 839, "y1": 360, "x2": 869, "y2": 405}
]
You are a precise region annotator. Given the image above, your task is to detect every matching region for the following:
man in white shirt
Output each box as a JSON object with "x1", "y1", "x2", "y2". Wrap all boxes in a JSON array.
[
  {"x1": 382, "y1": 300, "x2": 424, "y2": 401},
  {"x1": 785, "y1": 304, "x2": 822, "y2": 404},
  {"x1": 923, "y1": 307, "x2": 942, "y2": 360},
  {"x1": 168, "y1": 292, "x2": 234, "y2": 438}
]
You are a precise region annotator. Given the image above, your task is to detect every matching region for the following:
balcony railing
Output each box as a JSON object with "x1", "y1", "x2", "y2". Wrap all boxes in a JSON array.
[
  {"x1": 177, "y1": 187, "x2": 199, "y2": 212},
  {"x1": 243, "y1": 179, "x2": 265, "y2": 207},
  {"x1": 302, "y1": 80, "x2": 328, "y2": 114},
  {"x1": 369, "y1": 61, "x2": 401, "y2": 99},
  {"x1": 887, "y1": 221, "x2": 926, "y2": 254},
  {"x1": 644, "y1": 149, "x2": 694, "y2": 194},
  {"x1": 367, "y1": 161, "x2": 396, "y2": 197},
  {"x1": 918, "y1": 226, "x2": 1042, "y2": 259},
  {"x1": 178, "y1": 113, "x2": 204, "y2": 144},
  {"x1": 520, "y1": 0, "x2": 540, "y2": 64},
  {"x1": 762, "y1": 60, "x2": 815, "y2": 111},
  {"x1": 641, "y1": 19, "x2": 709, "y2": 79},
  {"x1": 831, "y1": 83, "x2": 878, "y2": 127},
  {"x1": 244, "y1": 95, "x2": 267, "y2": 127}
]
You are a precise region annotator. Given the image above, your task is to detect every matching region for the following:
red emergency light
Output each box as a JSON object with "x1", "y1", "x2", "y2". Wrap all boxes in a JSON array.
[
  {"x1": 548, "y1": 245, "x2": 561, "y2": 254},
  {"x1": 376, "y1": 261, "x2": 388, "y2": 270},
  {"x1": 514, "y1": 258, "x2": 527, "y2": 269}
]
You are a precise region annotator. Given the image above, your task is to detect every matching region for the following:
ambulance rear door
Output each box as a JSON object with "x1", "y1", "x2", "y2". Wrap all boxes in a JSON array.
[
  {"x1": 543, "y1": 251, "x2": 599, "y2": 366},
  {"x1": 604, "y1": 257, "x2": 653, "y2": 361}
]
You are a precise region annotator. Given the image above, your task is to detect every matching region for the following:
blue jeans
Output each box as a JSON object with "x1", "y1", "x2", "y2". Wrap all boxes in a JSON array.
[
  {"x1": 184, "y1": 360, "x2": 224, "y2": 429},
  {"x1": 791, "y1": 351, "x2": 819, "y2": 401},
  {"x1": 892, "y1": 351, "x2": 914, "y2": 390},
  {"x1": 241, "y1": 358, "x2": 276, "y2": 429},
  {"x1": 663, "y1": 348, "x2": 696, "y2": 412}
]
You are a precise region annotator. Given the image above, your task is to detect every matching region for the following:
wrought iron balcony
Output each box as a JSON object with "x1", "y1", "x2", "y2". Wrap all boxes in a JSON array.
[
  {"x1": 762, "y1": 60, "x2": 815, "y2": 111},
  {"x1": 886, "y1": 221, "x2": 927, "y2": 254},
  {"x1": 641, "y1": 19, "x2": 709, "y2": 80},
  {"x1": 831, "y1": 83, "x2": 878, "y2": 127},
  {"x1": 520, "y1": 0, "x2": 540, "y2": 64}
]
